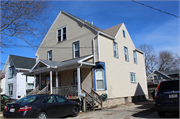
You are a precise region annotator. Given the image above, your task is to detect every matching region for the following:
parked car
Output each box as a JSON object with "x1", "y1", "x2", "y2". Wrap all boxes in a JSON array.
[
  {"x1": 1, "y1": 94, "x2": 17, "y2": 104},
  {"x1": 3, "y1": 94, "x2": 80, "y2": 118},
  {"x1": 154, "y1": 80, "x2": 179, "y2": 117}
]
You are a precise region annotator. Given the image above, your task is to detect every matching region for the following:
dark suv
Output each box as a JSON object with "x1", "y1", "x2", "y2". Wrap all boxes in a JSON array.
[{"x1": 155, "y1": 80, "x2": 179, "y2": 117}]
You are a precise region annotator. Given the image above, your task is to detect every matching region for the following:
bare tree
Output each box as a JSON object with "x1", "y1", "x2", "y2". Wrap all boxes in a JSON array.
[
  {"x1": 138, "y1": 44, "x2": 157, "y2": 76},
  {"x1": 0, "y1": 0, "x2": 51, "y2": 48},
  {"x1": 157, "y1": 51, "x2": 177, "y2": 71}
]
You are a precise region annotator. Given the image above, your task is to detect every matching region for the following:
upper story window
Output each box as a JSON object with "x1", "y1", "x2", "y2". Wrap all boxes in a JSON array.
[
  {"x1": 123, "y1": 30, "x2": 126, "y2": 38},
  {"x1": 8, "y1": 66, "x2": 14, "y2": 79},
  {"x1": 113, "y1": 42, "x2": 118, "y2": 58},
  {"x1": 124, "y1": 46, "x2": 129, "y2": 61},
  {"x1": 130, "y1": 72, "x2": 136, "y2": 83},
  {"x1": 73, "y1": 41, "x2": 79, "y2": 58},
  {"x1": 133, "y1": 50, "x2": 137, "y2": 64},
  {"x1": 47, "y1": 50, "x2": 52, "y2": 61},
  {"x1": 57, "y1": 26, "x2": 67, "y2": 42}
]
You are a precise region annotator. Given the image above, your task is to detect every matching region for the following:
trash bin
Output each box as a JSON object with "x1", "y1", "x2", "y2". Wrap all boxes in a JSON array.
[{"x1": 101, "y1": 93, "x2": 107, "y2": 101}]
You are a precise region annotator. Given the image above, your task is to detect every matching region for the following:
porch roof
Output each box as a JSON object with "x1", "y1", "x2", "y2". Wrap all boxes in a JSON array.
[{"x1": 24, "y1": 55, "x2": 94, "y2": 75}]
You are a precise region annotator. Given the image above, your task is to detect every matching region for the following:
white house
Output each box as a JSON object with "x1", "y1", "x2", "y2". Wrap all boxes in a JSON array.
[
  {"x1": 0, "y1": 70, "x2": 5, "y2": 94},
  {"x1": 2, "y1": 55, "x2": 36, "y2": 99}
]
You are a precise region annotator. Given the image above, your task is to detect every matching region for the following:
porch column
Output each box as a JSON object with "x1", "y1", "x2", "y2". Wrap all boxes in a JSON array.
[
  {"x1": 77, "y1": 67, "x2": 81, "y2": 96},
  {"x1": 56, "y1": 71, "x2": 58, "y2": 87},
  {"x1": 50, "y1": 71, "x2": 53, "y2": 94},
  {"x1": 33, "y1": 73, "x2": 36, "y2": 89},
  {"x1": 39, "y1": 74, "x2": 41, "y2": 90}
]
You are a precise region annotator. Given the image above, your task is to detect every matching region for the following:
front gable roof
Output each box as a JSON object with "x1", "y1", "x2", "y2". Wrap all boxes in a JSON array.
[
  {"x1": 147, "y1": 70, "x2": 172, "y2": 79},
  {"x1": 103, "y1": 23, "x2": 123, "y2": 37}
]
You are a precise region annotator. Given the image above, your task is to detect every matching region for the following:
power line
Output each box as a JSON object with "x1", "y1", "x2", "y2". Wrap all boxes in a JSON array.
[{"x1": 131, "y1": 0, "x2": 180, "y2": 18}]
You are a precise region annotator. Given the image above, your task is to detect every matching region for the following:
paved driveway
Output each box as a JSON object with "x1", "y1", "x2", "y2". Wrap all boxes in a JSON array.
[{"x1": 67, "y1": 100, "x2": 179, "y2": 119}]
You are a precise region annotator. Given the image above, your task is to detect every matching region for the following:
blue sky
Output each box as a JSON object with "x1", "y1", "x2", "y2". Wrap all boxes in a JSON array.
[{"x1": 1, "y1": 1, "x2": 179, "y2": 70}]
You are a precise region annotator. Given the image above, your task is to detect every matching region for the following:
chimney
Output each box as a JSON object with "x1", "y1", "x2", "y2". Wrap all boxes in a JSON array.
[{"x1": 91, "y1": 22, "x2": 93, "y2": 25}]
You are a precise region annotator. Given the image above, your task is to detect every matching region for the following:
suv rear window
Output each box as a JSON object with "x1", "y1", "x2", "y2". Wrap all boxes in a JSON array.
[{"x1": 159, "y1": 80, "x2": 179, "y2": 91}]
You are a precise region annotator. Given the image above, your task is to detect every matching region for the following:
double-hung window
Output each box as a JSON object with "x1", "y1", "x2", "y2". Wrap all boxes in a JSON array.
[
  {"x1": 8, "y1": 84, "x2": 13, "y2": 96},
  {"x1": 113, "y1": 42, "x2": 118, "y2": 58},
  {"x1": 73, "y1": 41, "x2": 79, "y2": 58},
  {"x1": 8, "y1": 66, "x2": 14, "y2": 79},
  {"x1": 130, "y1": 72, "x2": 136, "y2": 83},
  {"x1": 133, "y1": 50, "x2": 137, "y2": 64},
  {"x1": 95, "y1": 68, "x2": 104, "y2": 90},
  {"x1": 124, "y1": 46, "x2": 129, "y2": 61},
  {"x1": 47, "y1": 50, "x2": 52, "y2": 61},
  {"x1": 57, "y1": 26, "x2": 67, "y2": 42}
]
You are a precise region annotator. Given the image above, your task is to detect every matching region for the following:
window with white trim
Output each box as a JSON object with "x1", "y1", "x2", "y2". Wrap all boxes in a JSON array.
[
  {"x1": 8, "y1": 84, "x2": 13, "y2": 96},
  {"x1": 57, "y1": 26, "x2": 67, "y2": 42},
  {"x1": 113, "y1": 42, "x2": 118, "y2": 58},
  {"x1": 47, "y1": 50, "x2": 52, "y2": 61},
  {"x1": 95, "y1": 68, "x2": 104, "y2": 90},
  {"x1": 8, "y1": 66, "x2": 14, "y2": 79},
  {"x1": 130, "y1": 72, "x2": 136, "y2": 83},
  {"x1": 133, "y1": 50, "x2": 137, "y2": 64},
  {"x1": 124, "y1": 46, "x2": 129, "y2": 61},
  {"x1": 73, "y1": 41, "x2": 79, "y2": 58},
  {"x1": 123, "y1": 30, "x2": 126, "y2": 38},
  {"x1": 27, "y1": 83, "x2": 34, "y2": 89}
]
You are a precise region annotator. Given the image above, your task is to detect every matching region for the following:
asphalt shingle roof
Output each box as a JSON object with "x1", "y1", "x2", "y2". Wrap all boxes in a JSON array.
[
  {"x1": 163, "y1": 70, "x2": 179, "y2": 75},
  {"x1": 10, "y1": 55, "x2": 36, "y2": 69}
]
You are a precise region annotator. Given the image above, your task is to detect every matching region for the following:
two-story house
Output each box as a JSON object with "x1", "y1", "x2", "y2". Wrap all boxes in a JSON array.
[
  {"x1": 25, "y1": 10, "x2": 148, "y2": 109},
  {"x1": 2, "y1": 55, "x2": 36, "y2": 99}
]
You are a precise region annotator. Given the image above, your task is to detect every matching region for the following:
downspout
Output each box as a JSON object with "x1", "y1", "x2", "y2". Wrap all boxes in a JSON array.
[
  {"x1": 93, "y1": 33, "x2": 99, "y2": 64},
  {"x1": 97, "y1": 32, "x2": 100, "y2": 62},
  {"x1": 77, "y1": 63, "x2": 84, "y2": 102}
]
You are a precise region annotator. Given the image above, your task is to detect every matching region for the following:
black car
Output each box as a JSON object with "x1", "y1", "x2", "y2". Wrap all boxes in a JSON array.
[
  {"x1": 3, "y1": 94, "x2": 80, "y2": 118},
  {"x1": 154, "y1": 80, "x2": 179, "y2": 117}
]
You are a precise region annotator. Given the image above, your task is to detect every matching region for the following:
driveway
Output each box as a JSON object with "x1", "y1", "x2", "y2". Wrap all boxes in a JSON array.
[{"x1": 67, "y1": 100, "x2": 179, "y2": 119}]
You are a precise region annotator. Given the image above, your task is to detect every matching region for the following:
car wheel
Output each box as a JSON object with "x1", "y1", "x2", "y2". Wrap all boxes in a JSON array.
[
  {"x1": 71, "y1": 106, "x2": 79, "y2": 117},
  {"x1": 157, "y1": 111, "x2": 166, "y2": 117},
  {"x1": 37, "y1": 112, "x2": 47, "y2": 119}
]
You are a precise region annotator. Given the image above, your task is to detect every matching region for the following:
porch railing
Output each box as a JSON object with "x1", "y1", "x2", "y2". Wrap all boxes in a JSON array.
[
  {"x1": 91, "y1": 89, "x2": 102, "y2": 108},
  {"x1": 26, "y1": 85, "x2": 39, "y2": 96},
  {"x1": 37, "y1": 85, "x2": 49, "y2": 94},
  {"x1": 52, "y1": 85, "x2": 78, "y2": 98}
]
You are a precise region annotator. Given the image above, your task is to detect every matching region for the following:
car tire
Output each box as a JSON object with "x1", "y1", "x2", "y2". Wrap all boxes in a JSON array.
[
  {"x1": 37, "y1": 112, "x2": 47, "y2": 119},
  {"x1": 157, "y1": 111, "x2": 166, "y2": 117},
  {"x1": 71, "y1": 106, "x2": 79, "y2": 117}
]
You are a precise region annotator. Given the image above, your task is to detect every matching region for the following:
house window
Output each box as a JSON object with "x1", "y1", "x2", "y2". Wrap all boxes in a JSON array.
[
  {"x1": 8, "y1": 84, "x2": 13, "y2": 96},
  {"x1": 8, "y1": 66, "x2": 14, "y2": 79},
  {"x1": 27, "y1": 83, "x2": 34, "y2": 89},
  {"x1": 123, "y1": 30, "x2": 126, "y2": 38},
  {"x1": 95, "y1": 69, "x2": 104, "y2": 90},
  {"x1": 57, "y1": 26, "x2": 67, "y2": 42},
  {"x1": 133, "y1": 50, "x2": 137, "y2": 64},
  {"x1": 130, "y1": 72, "x2": 136, "y2": 83},
  {"x1": 154, "y1": 76, "x2": 157, "y2": 79},
  {"x1": 73, "y1": 41, "x2": 79, "y2": 58},
  {"x1": 113, "y1": 42, "x2": 118, "y2": 58},
  {"x1": 124, "y1": 46, "x2": 129, "y2": 61},
  {"x1": 47, "y1": 50, "x2": 52, "y2": 61},
  {"x1": 74, "y1": 71, "x2": 78, "y2": 86}
]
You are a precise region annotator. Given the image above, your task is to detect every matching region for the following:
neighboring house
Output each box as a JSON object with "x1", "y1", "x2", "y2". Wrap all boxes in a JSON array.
[
  {"x1": 2, "y1": 55, "x2": 36, "y2": 99},
  {"x1": 0, "y1": 70, "x2": 5, "y2": 94},
  {"x1": 163, "y1": 70, "x2": 179, "y2": 80},
  {"x1": 25, "y1": 10, "x2": 148, "y2": 108}
]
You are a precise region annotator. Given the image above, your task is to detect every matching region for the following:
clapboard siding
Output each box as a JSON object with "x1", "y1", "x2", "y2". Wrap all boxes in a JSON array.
[{"x1": 36, "y1": 12, "x2": 97, "y2": 62}]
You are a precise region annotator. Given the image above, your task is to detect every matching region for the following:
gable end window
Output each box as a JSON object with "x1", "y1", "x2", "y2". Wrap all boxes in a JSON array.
[
  {"x1": 113, "y1": 42, "x2": 119, "y2": 58},
  {"x1": 123, "y1": 30, "x2": 126, "y2": 38},
  {"x1": 47, "y1": 50, "x2": 52, "y2": 61},
  {"x1": 124, "y1": 46, "x2": 129, "y2": 61},
  {"x1": 9, "y1": 66, "x2": 14, "y2": 79},
  {"x1": 57, "y1": 26, "x2": 67, "y2": 42},
  {"x1": 130, "y1": 72, "x2": 136, "y2": 83},
  {"x1": 73, "y1": 41, "x2": 80, "y2": 58},
  {"x1": 133, "y1": 50, "x2": 137, "y2": 64}
]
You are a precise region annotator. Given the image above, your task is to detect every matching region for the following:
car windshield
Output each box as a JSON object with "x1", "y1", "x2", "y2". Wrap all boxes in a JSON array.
[
  {"x1": 2, "y1": 95, "x2": 11, "y2": 100},
  {"x1": 159, "y1": 80, "x2": 179, "y2": 91},
  {"x1": 15, "y1": 95, "x2": 39, "y2": 103}
]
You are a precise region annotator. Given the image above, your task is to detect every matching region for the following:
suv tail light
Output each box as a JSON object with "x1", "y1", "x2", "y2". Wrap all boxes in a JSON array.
[
  {"x1": 18, "y1": 106, "x2": 32, "y2": 112},
  {"x1": 155, "y1": 83, "x2": 161, "y2": 98},
  {"x1": 4, "y1": 106, "x2": 7, "y2": 111}
]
